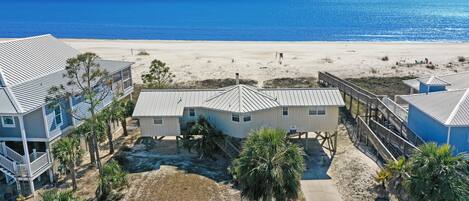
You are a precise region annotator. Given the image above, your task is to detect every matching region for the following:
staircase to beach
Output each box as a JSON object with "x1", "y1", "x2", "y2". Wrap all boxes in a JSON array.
[{"x1": 214, "y1": 138, "x2": 241, "y2": 159}]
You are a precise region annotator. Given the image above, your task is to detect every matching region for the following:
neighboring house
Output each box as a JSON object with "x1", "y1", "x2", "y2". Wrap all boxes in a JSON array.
[
  {"x1": 0, "y1": 35, "x2": 133, "y2": 193},
  {"x1": 133, "y1": 82, "x2": 345, "y2": 139},
  {"x1": 403, "y1": 71, "x2": 469, "y2": 94},
  {"x1": 400, "y1": 89, "x2": 469, "y2": 155}
]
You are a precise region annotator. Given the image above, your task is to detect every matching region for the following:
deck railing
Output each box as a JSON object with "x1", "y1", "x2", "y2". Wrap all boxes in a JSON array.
[
  {"x1": 0, "y1": 153, "x2": 16, "y2": 174},
  {"x1": 381, "y1": 97, "x2": 408, "y2": 121},
  {"x1": 356, "y1": 116, "x2": 396, "y2": 162},
  {"x1": 30, "y1": 152, "x2": 50, "y2": 175},
  {"x1": 369, "y1": 119, "x2": 418, "y2": 158}
]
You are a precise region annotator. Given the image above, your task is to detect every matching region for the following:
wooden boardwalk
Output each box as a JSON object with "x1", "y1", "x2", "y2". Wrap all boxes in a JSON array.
[{"x1": 318, "y1": 72, "x2": 424, "y2": 162}]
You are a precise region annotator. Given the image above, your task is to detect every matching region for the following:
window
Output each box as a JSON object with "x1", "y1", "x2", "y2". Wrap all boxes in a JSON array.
[
  {"x1": 243, "y1": 115, "x2": 251, "y2": 122},
  {"x1": 308, "y1": 107, "x2": 317, "y2": 115},
  {"x1": 54, "y1": 106, "x2": 63, "y2": 126},
  {"x1": 153, "y1": 117, "x2": 163, "y2": 125},
  {"x1": 1, "y1": 116, "x2": 15, "y2": 128},
  {"x1": 282, "y1": 107, "x2": 289, "y2": 116},
  {"x1": 317, "y1": 106, "x2": 326, "y2": 115},
  {"x1": 309, "y1": 106, "x2": 326, "y2": 116},
  {"x1": 189, "y1": 108, "x2": 196, "y2": 117},
  {"x1": 122, "y1": 69, "x2": 132, "y2": 89},
  {"x1": 232, "y1": 114, "x2": 240, "y2": 122}
]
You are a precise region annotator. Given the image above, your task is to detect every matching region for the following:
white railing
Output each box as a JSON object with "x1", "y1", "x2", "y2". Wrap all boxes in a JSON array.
[
  {"x1": 30, "y1": 152, "x2": 50, "y2": 175},
  {"x1": 0, "y1": 142, "x2": 24, "y2": 164},
  {"x1": 0, "y1": 153, "x2": 16, "y2": 174},
  {"x1": 382, "y1": 97, "x2": 408, "y2": 121}
]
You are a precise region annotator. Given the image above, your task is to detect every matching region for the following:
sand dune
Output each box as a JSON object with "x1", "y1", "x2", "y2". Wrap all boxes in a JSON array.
[{"x1": 62, "y1": 39, "x2": 469, "y2": 85}]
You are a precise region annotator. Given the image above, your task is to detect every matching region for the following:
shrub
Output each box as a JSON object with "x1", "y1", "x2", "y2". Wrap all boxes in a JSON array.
[
  {"x1": 457, "y1": 56, "x2": 466, "y2": 62},
  {"x1": 381, "y1": 56, "x2": 389, "y2": 61},
  {"x1": 41, "y1": 189, "x2": 81, "y2": 201},
  {"x1": 137, "y1": 50, "x2": 149, "y2": 56},
  {"x1": 97, "y1": 160, "x2": 128, "y2": 200}
]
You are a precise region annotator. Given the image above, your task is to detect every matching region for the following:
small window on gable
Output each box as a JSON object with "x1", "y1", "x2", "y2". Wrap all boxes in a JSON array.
[
  {"x1": 189, "y1": 108, "x2": 196, "y2": 117},
  {"x1": 153, "y1": 117, "x2": 163, "y2": 125},
  {"x1": 1, "y1": 116, "x2": 15, "y2": 128},
  {"x1": 232, "y1": 114, "x2": 240, "y2": 122},
  {"x1": 54, "y1": 106, "x2": 63, "y2": 126},
  {"x1": 282, "y1": 107, "x2": 289, "y2": 116},
  {"x1": 243, "y1": 115, "x2": 251, "y2": 122}
]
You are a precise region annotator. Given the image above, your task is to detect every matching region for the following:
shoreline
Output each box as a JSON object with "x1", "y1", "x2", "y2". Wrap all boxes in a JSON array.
[{"x1": 3, "y1": 37, "x2": 469, "y2": 44}]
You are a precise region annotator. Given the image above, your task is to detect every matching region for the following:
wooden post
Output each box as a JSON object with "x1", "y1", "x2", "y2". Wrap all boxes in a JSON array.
[
  {"x1": 176, "y1": 136, "x2": 180, "y2": 154},
  {"x1": 356, "y1": 97, "x2": 360, "y2": 118},
  {"x1": 305, "y1": 132, "x2": 309, "y2": 151},
  {"x1": 349, "y1": 95, "x2": 353, "y2": 113}
]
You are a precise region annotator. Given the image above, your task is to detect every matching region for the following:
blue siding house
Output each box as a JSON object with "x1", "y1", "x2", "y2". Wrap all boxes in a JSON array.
[
  {"x1": 403, "y1": 72, "x2": 469, "y2": 94},
  {"x1": 401, "y1": 89, "x2": 469, "y2": 155},
  {"x1": 0, "y1": 35, "x2": 133, "y2": 193}
]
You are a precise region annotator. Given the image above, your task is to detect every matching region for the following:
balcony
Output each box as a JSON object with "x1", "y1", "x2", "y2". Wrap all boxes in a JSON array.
[{"x1": 0, "y1": 143, "x2": 52, "y2": 179}]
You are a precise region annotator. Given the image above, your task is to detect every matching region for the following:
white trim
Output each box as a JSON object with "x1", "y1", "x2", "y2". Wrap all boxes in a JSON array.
[
  {"x1": 445, "y1": 89, "x2": 469, "y2": 125},
  {"x1": 282, "y1": 107, "x2": 289, "y2": 116},
  {"x1": 42, "y1": 106, "x2": 50, "y2": 138},
  {"x1": 68, "y1": 96, "x2": 77, "y2": 126},
  {"x1": 53, "y1": 105, "x2": 63, "y2": 128},
  {"x1": 1, "y1": 116, "x2": 16, "y2": 128},
  {"x1": 447, "y1": 126, "x2": 452, "y2": 144}
]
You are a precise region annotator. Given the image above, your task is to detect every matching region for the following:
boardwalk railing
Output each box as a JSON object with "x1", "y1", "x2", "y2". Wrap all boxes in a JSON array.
[
  {"x1": 382, "y1": 97, "x2": 408, "y2": 121},
  {"x1": 369, "y1": 119, "x2": 418, "y2": 158},
  {"x1": 356, "y1": 116, "x2": 396, "y2": 162},
  {"x1": 318, "y1": 71, "x2": 426, "y2": 162}
]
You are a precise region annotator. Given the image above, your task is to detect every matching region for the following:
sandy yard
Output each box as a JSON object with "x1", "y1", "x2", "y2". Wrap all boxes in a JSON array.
[{"x1": 60, "y1": 39, "x2": 469, "y2": 85}]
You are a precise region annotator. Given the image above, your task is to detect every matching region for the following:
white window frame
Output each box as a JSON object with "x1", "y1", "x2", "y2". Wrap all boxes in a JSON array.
[
  {"x1": 153, "y1": 117, "x2": 163, "y2": 125},
  {"x1": 1, "y1": 116, "x2": 15, "y2": 128},
  {"x1": 122, "y1": 68, "x2": 132, "y2": 89},
  {"x1": 232, "y1": 113, "x2": 240, "y2": 122},
  {"x1": 243, "y1": 114, "x2": 252, "y2": 122},
  {"x1": 309, "y1": 106, "x2": 326, "y2": 116},
  {"x1": 54, "y1": 105, "x2": 63, "y2": 127},
  {"x1": 189, "y1": 108, "x2": 196, "y2": 117},
  {"x1": 282, "y1": 107, "x2": 289, "y2": 116}
]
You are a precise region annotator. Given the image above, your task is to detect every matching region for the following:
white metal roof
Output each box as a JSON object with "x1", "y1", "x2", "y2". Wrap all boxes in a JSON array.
[
  {"x1": 205, "y1": 85, "x2": 280, "y2": 113},
  {"x1": 0, "y1": 35, "x2": 133, "y2": 114},
  {"x1": 401, "y1": 89, "x2": 469, "y2": 126},
  {"x1": 0, "y1": 34, "x2": 80, "y2": 86},
  {"x1": 404, "y1": 71, "x2": 469, "y2": 91},
  {"x1": 417, "y1": 76, "x2": 451, "y2": 86},
  {"x1": 133, "y1": 86, "x2": 345, "y2": 117}
]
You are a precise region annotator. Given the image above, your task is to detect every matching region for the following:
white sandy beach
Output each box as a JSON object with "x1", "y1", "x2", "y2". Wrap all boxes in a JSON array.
[{"x1": 33, "y1": 39, "x2": 469, "y2": 85}]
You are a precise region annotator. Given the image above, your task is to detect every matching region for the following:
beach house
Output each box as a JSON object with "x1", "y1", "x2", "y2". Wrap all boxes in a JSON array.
[
  {"x1": 400, "y1": 89, "x2": 469, "y2": 155},
  {"x1": 132, "y1": 77, "x2": 345, "y2": 139},
  {"x1": 0, "y1": 35, "x2": 133, "y2": 193},
  {"x1": 403, "y1": 71, "x2": 469, "y2": 94}
]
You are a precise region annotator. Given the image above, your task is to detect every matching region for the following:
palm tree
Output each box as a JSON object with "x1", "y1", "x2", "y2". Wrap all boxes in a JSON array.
[
  {"x1": 230, "y1": 128, "x2": 305, "y2": 201},
  {"x1": 97, "y1": 109, "x2": 114, "y2": 154},
  {"x1": 189, "y1": 116, "x2": 221, "y2": 159},
  {"x1": 52, "y1": 136, "x2": 82, "y2": 190},
  {"x1": 385, "y1": 157, "x2": 408, "y2": 199},
  {"x1": 406, "y1": 143, "x2": 469, "y2": 201},
  {"x1": 97, "y1": 160, "x2": 128, "y2": 199}
]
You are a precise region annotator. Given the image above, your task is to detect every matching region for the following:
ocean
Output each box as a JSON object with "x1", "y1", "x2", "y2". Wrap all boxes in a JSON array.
[{"x1": 1, "y1": 0, "x2": 469, "y2": 41}]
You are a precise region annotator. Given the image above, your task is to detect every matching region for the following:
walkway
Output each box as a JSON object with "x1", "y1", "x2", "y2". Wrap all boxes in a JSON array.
[{"x1": 297, "y1": 137, "x2": 342, "y2": 201}]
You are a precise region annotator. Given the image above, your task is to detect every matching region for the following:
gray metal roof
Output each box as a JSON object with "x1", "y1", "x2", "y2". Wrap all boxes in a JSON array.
[
  {"x1": 417, "y1": 76, "x2": 450, "y2": 86},
  {"x1": 404, "y1": 71, "x2": 469, "y2": 91},
  {"x1": 401, "y1": 89, "x2": 469, "y2": 126},
  {"x1": 133, "y1": 86, "x2": 345, "y2": 117},
  {"x1": 205, "y1": 85, "x2": 280, "y2": 113},
  {"x1": 0, "y1": 34, "x2": 80, "y2": 86},
  {"x1": 0, "y1": 35, "x2": 133, "y2": 114}
]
